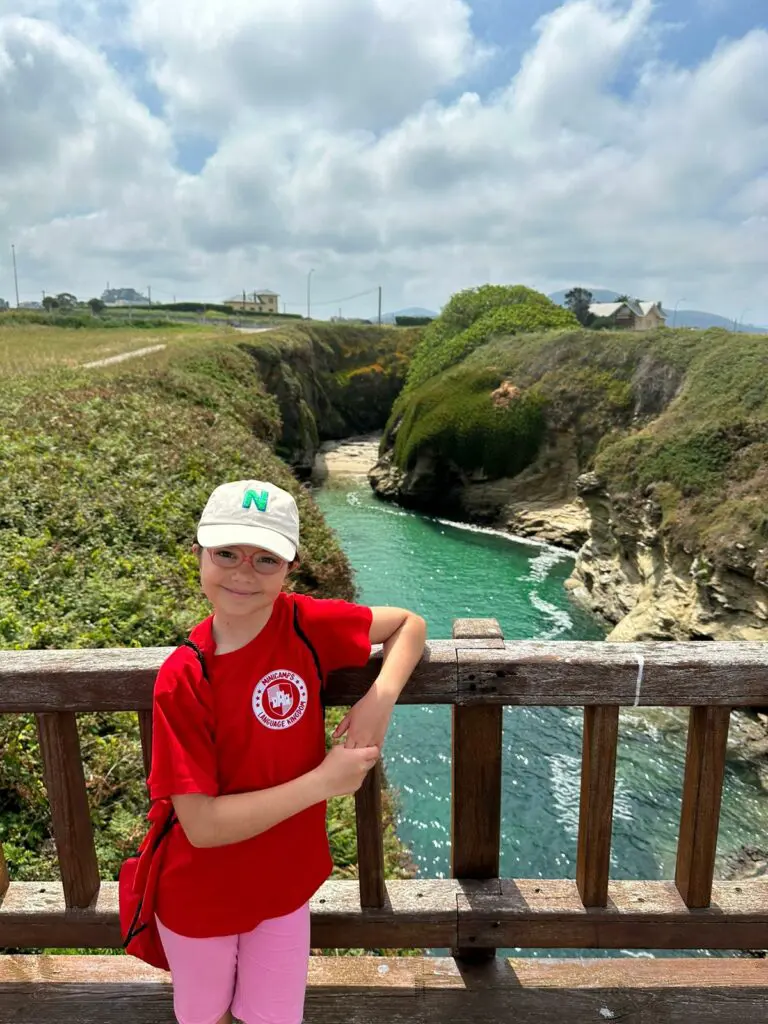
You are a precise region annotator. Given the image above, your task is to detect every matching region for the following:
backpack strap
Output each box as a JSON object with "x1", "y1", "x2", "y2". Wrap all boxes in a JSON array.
[
  {"x1": 179, "y1": 638, "x2": 208, "y2": 681},
  {"x1": 293, "y1": 602, "x2": 325, "y2": 687},
  {"x1": 182, "y1": 616, "x2": 322, "y2": 688}
]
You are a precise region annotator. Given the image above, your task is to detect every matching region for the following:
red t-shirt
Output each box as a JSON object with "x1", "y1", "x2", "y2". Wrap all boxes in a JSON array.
[{"x1": 148, "y1": 591, "x2": 373, "y2": 937}]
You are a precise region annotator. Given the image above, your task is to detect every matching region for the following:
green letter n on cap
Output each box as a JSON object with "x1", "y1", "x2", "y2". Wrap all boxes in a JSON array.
[{"x1": 242, "y1": 488, "x2": 269, "y2": 513}]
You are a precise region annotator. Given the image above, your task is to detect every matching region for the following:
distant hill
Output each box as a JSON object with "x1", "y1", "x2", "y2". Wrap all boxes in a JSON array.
[
  {"x1": 548, "y1": 289, "x2": 768, "y2": 335},
  {"x1": 380, "y1": 306, "x2": 438, "y2": 324}
]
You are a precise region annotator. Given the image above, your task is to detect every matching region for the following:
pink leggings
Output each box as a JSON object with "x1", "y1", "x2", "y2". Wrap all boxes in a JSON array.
[{"x1": 156, "y1": 903, "x2": 310, "y2": 1024}]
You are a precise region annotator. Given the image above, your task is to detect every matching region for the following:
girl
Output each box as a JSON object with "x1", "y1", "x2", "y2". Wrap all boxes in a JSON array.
[{"x1": 147, "y1": 478, "x2": 426, "y2": 1024}]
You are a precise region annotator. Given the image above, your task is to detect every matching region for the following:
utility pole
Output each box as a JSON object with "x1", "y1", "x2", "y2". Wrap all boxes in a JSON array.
[
  {"x1": 243, "y1": 289, "x2": 246, "y2": 308},
  {"x1": 147, "y1": 285, "x2": 152, "y2": 306},
  {"x1": 11, "y1": 244, "x2": 19, "y2": 307},
  {"x1": 307, "y1": 268, "x2": 315, "y2": 319},
  {"x1": 378, "y1": 285, "x2": 382, "y2": 326}
]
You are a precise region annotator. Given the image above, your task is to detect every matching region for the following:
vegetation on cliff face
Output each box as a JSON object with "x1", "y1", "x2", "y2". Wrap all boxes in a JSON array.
[
  {"x1": 381, "y1": 310, "x2": 768, "y2": 580},
  {"x1": 0, "y1": 324, "x2": 413, "y2": 945},
  {"x1": 241, "y1": 321, "x2": 422, "y2": 472},
  {"x1": 404, "y1": 284, "x2": 578, "y2": 392},
  {"x1": 393, "y1": 367, "x2": 548, "y2": 479}
]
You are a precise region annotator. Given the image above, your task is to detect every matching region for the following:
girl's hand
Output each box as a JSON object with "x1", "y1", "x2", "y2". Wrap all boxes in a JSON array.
[
  {"x1": 333, "y1": 685, "x2": 396, "y2": 749},
  {"x1": 316, "y1": 743, "x2": 380, "y2": 798}
]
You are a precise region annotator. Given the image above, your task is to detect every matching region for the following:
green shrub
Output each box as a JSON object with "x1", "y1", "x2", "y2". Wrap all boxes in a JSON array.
[
  {"x1": 0, "y1": 310, "x2": 173, "y2": 330},
  {"x1": 394, "y1": 316, "x2": 434, "y2": 326},
  {"x1": 405, "y1": 284, "x2": 577, "y2": 390}
]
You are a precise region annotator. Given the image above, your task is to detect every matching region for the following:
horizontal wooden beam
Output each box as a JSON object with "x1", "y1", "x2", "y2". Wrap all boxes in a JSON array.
[
  {"x1": 458, "y1": 878, "x2": 768, "y2": 950},
  {"x1": 2, "y1": 878, "x2": 767, "y2": 952},
  {"x1": 456, "y1": 642, "x2": 768, "y2": 706},
  {"x1": 2, "y1": 641, "x2": 768, "y2": 712},
  {"x1": 2, "y1": 955, "x2": 768, "y2": 1024},
  {"x1": 0, "y1": 642, "x2": 458, "y2": 712},
  {"x1": 0, "y1": 879, "x2": 457, "y2": 950}
]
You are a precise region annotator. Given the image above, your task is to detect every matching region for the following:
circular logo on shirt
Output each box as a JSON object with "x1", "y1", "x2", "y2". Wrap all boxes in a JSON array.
[{"x1": 252, "y1": 670, "x2": 308, "y2": 730}]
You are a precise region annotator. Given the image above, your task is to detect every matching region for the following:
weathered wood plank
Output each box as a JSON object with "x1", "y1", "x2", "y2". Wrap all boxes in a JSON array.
[
  {"x1": 451, "y1": 620, "x2": 503, "y2": 961},
  {"x1": 137, "y1": 710, "x2": 153, "y2": 780},
  {"x1": 35, "y1": 713, "x2": 100, "y2": 910},
  {"x1": 0, "y1": 880, "x2": 460, "y2": 950},
  {"x1": 3, "y1": 878, "x2": 768, "y2": 952},
  {"x1": 3, "y1": 955, "x2": 768, "y2": 1024},
  {"x1": 456, "y1": 641, "x2": 768, "y2": 705},
  {"x1": 576, "y1": 705, "x2": 619, "y2": 907},
  {"x1": 8, "y1": 952, "x2": 768, "y2": 989},
  {"x1": 459, "y1": 878, "x2": 768, "y2": 949},
  {"x1": 0, "y1": 844, "x2": 8, "y2": 899},
  {"x1": 676, "y1": 706, "x2": 732, "y2": 909},
  {"x1": 452, "y1": 619, "x2": 504, "y2": 641},
  {"x1": 450, "y1": 708, "x2": 503, "y2": 880},
  {"x1": 3, "y1": 642, "x2": 768, "y2": 712},
  {"x1": 355, "y1": 761, "x2": 386, "y2": 909},
  {"x1": 0, "y1": 640, "x2": 458, "y2": 711},
  {"x1": 310, "y1": 879, "x2": 460, "y2": 949}
]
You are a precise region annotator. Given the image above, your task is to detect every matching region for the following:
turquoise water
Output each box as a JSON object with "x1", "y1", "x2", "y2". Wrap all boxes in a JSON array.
[{"x1": 315, "y1": 475, "x2": 768, "y2": 957}]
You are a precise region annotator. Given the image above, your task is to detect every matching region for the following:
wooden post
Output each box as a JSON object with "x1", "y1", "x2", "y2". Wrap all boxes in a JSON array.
[
  {"x1": 0, "y1": 842, "x2": 9, "y2": 899},
  {"x1": 576, "y1": 706, "x2": 619, "y2": 907},
  {"x1": 452, "y1": 618, "x2": 503, "y2": 960},
  {"x1": 676, "y1": 705, "x2": 731, "y2": 908},
  {"x1": 138, "y1": 710, "x2": 153, "y2": 781},
  {"x1": 36, "y1": 713, "x2": 100, "y2": 909},
  {"x1": 355, "y1": 760, "x2": 386, "y2": 908}
]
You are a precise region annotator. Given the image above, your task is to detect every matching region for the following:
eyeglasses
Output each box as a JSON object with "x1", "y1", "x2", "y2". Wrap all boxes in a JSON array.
[{"x1": 207, "y1": 547, "x2": 288, "y2": 576}]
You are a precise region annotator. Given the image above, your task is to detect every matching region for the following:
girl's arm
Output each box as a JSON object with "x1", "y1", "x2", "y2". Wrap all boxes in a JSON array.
[
  {"x1": 172, "y1": 743, "x2": 379, "y2": 848},
  {"x1": 369, "y1": 607, "x2": 427, "y2": 702},
  {"x1": 334, "y1": 607, "x2": 427, "y2": 748}
]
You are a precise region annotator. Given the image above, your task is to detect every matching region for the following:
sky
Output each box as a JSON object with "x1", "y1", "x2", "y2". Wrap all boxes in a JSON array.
[{"x1": 1, "y1": 0, "x2": 767, "y2": 323}]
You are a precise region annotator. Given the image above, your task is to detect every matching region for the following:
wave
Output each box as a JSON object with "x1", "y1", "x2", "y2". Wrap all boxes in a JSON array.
[
  {"x1": 433, "y1": 515, "x2": 573, "y2": 554},
  {"x1": 529, "y1": 590, "x2": 573, "y2": 640}
]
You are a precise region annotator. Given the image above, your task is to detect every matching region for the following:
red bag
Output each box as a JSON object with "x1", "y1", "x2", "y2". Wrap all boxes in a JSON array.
[{"x1": 119, "y1": 798, "x2": 177, "y2": 970}]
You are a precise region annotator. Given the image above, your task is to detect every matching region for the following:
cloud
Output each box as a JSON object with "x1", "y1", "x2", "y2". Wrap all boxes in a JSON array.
[
  {"x1": 130, "y1": 0, "x2": 487, "y2": 135},
  {"x1": 0, "y1": 17, "x2": 171, "y2": 223},
  {"x1": 1, "y1": 0, "x2": 767, "y2": 321}
]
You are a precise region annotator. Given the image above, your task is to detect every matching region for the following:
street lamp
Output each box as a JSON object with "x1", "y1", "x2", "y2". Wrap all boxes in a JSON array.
[
  {"x1": 11, "y1": 244, "x2": 19, "y2": 308},
  {"x1": 307, "y1": 268, "x2": 315, "y2": 320},
  {"x1": 672, "y1": 297, "x2": 685, "y2": 328},
  {"x1": 735, "y1": 308, "x2": 750, "y2": 332}
]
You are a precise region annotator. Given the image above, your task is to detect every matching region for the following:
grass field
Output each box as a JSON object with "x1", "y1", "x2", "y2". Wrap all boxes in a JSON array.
[{"x1": 0, "y1": 322, "x2": 229, "y2": 375}]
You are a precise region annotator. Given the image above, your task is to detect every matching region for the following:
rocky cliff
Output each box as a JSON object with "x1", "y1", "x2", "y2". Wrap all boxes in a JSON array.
[
  {"x1": 566, "y1": 471, "x2": 767, "y2": 641},
  {"x1": 370, "y1": 323, "x2": 768, "y2": 642},
  {"x1": 240, "y1": 321, "x2": 421, "y2": 476}
]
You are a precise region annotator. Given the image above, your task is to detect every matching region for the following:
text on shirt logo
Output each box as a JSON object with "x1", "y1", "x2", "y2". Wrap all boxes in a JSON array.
[{"x1": 252, "y1": 670, "x2": 308, "y2": 730}]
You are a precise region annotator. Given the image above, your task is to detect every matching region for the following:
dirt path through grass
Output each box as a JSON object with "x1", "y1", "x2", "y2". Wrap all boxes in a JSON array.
[{"x1": 80, "y1": 343, "x2": 167, "y2": 368}]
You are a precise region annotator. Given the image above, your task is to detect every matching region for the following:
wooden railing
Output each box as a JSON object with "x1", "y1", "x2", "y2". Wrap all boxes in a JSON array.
[{"x1": 2, "y1": 619, "x2": 768, "y2": 958}]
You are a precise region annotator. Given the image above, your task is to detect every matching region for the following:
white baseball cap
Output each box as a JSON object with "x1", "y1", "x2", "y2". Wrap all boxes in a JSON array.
[{"x1": 197, "y1": 480, "x2": 300, "y2": 562}]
